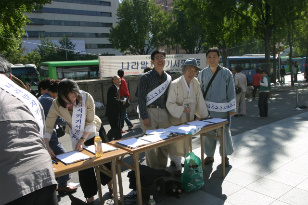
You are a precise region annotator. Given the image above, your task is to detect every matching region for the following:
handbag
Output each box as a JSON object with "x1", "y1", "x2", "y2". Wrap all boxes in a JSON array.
[
  {"x1": 181, "y1": 152, "x2": 205, "y2": 192},
  {"x1": 122, "y1": 97, "x2": 130, "y2": 109},
  {"x1": 56, "y1": 125, "x2": 66, "y2": 138},
  {"x1": 235, "y1": 87, "x2": 241, "y2": 94}
]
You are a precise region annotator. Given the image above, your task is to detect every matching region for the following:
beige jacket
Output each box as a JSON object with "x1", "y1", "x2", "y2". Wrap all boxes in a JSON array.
[
  {"x1": 235, "y1": 72, "x2": 248, "y2": 93},
  {"x1": 43, "y1": 92, "x2": 100, "y2": 141},
  {"x1": 166, "y1": 76, "x2": 209, "y2": 156}
]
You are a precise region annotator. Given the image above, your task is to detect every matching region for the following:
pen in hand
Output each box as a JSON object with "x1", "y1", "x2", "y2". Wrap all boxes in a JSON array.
[{"x1": 52, "y1": 160, "x2": 58, "y2": 165}]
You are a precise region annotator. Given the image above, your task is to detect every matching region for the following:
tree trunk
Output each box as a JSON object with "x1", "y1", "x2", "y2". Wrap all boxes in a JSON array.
[
  {"x1": 272, "y1": 44, "x2": 277, "y2": 83},
  {"x1": 288, "y1": 32, "x2": 294, "y2": 86},
  {"x1": 264, "y1": 34, "x2": 271, "y2": 74}
]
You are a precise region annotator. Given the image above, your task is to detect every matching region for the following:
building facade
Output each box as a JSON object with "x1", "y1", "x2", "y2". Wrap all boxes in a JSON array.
[{"x1": 23, "y1": 0, "x2": 121, "y2": 55}]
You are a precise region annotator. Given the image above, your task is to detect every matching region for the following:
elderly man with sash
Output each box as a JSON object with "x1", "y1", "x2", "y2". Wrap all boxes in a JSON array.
[
  {"x1": 138, "y1": 50, "x2": 171, "y2": 170},
  {"x1": 198, "y1": 47, "x2": 236, "y2": 167}
]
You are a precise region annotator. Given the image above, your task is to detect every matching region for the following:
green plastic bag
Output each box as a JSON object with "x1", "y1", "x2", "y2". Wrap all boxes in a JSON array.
[{"x1": 181, "y1": 152, "x2": 205, "y2": 192}]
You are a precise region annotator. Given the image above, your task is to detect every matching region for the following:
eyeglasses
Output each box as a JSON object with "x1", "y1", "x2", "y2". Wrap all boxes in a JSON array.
[{"x1": 154, "y1": 56, "x2": 166, "y2": 60}]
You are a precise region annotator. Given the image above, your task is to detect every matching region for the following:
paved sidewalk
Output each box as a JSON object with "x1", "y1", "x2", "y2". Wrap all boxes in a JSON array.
[{"x1": 57, "y1": 74, "x2": 308, "y2": 205}]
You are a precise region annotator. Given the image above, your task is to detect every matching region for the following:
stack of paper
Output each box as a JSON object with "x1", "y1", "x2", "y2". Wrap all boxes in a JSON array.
[
  {"x1": 85, "y1": 144, "x2": 117, "y2": 154},
  {"x1": 116, "y1": 137, "x2": 151, "y2": 149},
  {"x1": 165, "y1": 125, "x2": 199, "y2": 135},
  {"x1": 145, "y1": 129, "x2": 169, "y2": 135},
  {"x1": 203, "y1": 118, "x2": 227, "y2": 124},
  {"x1": 56, "y1": 151, "x2": 91, "y2": 165},
  {"x1": 187, "y1": 120, "x2": 213, "y2": 127},
  {"x1": 139, "y1": 133, "x2": 169, "y2": 143}
]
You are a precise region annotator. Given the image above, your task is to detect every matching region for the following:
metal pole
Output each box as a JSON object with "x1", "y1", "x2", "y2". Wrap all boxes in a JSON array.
[{"x1": 295, "y1": 85, "x2": 302, "y2": 110}]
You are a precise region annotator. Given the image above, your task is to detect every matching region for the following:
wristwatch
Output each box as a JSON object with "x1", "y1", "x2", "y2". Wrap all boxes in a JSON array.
[{"x1": 80, "y1": 137, "x2": 85, "y2": 141}]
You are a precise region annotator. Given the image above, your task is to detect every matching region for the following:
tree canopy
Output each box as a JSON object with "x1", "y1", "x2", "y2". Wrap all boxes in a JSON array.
[
  {"x1": 109, "y1": 0, "x2": 171, "y2": 55},
  {"x1": 0, "y1": 0, "x2": 51, "y2": 52}
]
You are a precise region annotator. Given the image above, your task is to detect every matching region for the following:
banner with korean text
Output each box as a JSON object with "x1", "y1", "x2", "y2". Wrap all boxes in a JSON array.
[{"x1": 99, "y1": 54, "x2": 207, "y2": 78}]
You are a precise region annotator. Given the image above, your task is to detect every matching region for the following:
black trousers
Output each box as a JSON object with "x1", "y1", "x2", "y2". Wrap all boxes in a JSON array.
[
  {"x1": 78, "y1": 138, "x2": 112, "y2": 198},
  {"x1": 107, "y1": 114, "x2": 122, "y2": 142},
  {"x1": 253, "y1": 86, "x2": 260, "y2": 98},
  {"x1": 6, "y1": 185, "x2": 58, "y2": 205},
  {"x1": 258, "y1": 92, "x2": 269, "y2": 117}
]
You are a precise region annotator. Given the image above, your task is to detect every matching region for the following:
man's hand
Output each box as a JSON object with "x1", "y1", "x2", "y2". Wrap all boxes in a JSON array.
[
  {"x1": 183, "y1": 107, "x2": 191, "y2": 114},
  {"x1": 143, "y1": 118, "x2": 151, "y2": 127}
]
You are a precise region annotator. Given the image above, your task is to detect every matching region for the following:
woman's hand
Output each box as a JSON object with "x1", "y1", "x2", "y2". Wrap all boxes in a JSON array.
[
  {"x1": 75, "y1": 139, "x2": 85, "y2": 151},
  {"x1": 47, "y1": 146, "x2": 56, "y2": 159},
  {"x1": 44, "y1": 138, "x2": 56, "y2": 158}
]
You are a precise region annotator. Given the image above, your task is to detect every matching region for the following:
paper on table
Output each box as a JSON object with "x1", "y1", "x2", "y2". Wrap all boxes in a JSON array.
[
  {"x1": 203, "y1": 118, "x2": 227, "y2": 123},
  {"x1": 187, "y1": 120, "x2": 213, "y2": 127},
  {"x1": 145, "y1": 129, "x2": 169, "y2": 135},
  {"x1": 116, "y1": 137, "x2": 151, "y2": 149},
  {"x1": 139, "y1": 133, "x2": 169, "y2": 143},
  {"x1": 56, "y1": 151, "x2": 91, "y2": 165},
  {"x1": 84, "y1": 144, "x2": 117, "y2": 154},
  {"x1": 165, "y1": 125, "x2": 199, "y2": 135}
]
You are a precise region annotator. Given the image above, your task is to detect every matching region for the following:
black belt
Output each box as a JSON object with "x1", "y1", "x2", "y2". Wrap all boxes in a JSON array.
[{"x1": 147, "y1": 105, "x2": 165, "y2": 109}]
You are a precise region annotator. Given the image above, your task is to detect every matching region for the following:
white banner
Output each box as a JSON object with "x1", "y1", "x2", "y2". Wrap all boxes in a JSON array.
[{"x1": 99, "y1": 54, "x2": 207, "y2": 78}]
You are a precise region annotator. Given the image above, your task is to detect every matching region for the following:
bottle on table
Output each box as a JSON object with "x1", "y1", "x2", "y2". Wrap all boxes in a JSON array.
[
  {"x1": 94, "y1": 132, "x2": 103, "y2": 158},
  {"x1": 148, "y1": 195, "x2": 156, "y2": 205}
]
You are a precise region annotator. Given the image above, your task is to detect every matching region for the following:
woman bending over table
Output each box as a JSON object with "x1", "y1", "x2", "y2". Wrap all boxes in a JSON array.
[{"x1": 43, "y1": 79, "x2": 112, "y2": 204}]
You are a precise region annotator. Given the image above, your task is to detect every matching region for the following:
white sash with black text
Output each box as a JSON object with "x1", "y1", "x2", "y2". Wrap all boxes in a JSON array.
[
  {"x1": 69, "y1": 90, "x2": 86, "y2": 149},
  {"x1": 146, "y1": 74, "x2": 171, "y2": 106},
  {"x1": 0, "y1": 74, "x2": 44, "y2": 136}
]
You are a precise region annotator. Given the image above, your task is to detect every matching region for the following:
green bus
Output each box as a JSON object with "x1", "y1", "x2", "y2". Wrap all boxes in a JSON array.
[
  {"x1": 39, "y1": 60, "x2": 100, "y2": 80},
  {"x1": 280, "y1": 57, "x2": 305, "y2": 73},
  {"x1": 11, "y1": 64, "x2": 40, "y2": 92}
]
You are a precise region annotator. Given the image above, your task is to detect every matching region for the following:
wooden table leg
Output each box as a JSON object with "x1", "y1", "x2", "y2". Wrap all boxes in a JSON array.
[
  {"x1": 201, "y1": 133, "x2": 205, "y2": 170},
  {"x1": 111, "y1": 158, "x2": 118, "y2": 205},
  {"x1": 189, "y1": 136, "x2": 192, "y2": 152},
  {"x1": 133, "y1": 153, "x2": 142, "y2": 205},
  {"x1": 95, "y1": 167, "x2": 103, "y2": 205},
  {"x1": 221, "y1": 125, "x2": 225, "y2": 177},
  {"x1": 117, "y1": 157, "x2": 124, "y2": 205}
]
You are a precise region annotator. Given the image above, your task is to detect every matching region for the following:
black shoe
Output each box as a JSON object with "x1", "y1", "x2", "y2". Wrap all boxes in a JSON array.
[
  {"x1": 225, "y1": 157, "x2": 230, "y2": 167},
  {"x1": 204, "y1": 157, "x2": 214, "y2": 165}
]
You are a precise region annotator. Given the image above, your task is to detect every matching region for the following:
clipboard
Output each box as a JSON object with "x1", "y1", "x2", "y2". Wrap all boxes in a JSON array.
[{"x1": 56, "y1": 151, "x2": 91, "y2": 165}]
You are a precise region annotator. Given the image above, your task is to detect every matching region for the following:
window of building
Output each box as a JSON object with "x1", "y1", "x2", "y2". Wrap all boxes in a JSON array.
[
  {"x1": 34, "y1": 7, "x2": 112, "y2": 17},
  {"x1": 52, "y1": 0, "x2": 111, "y2": 6}
]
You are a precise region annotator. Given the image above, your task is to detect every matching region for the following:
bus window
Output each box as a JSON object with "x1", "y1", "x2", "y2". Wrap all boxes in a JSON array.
[
  {"x1": 11, "y1": 64, "x2": 40, "y2": 93},
  {"x1": 39, "y1": 60, "x2": 100, "y2": 80},
  {"x1": 39, "y1": 65, "x2": 49, "y2": 78}
]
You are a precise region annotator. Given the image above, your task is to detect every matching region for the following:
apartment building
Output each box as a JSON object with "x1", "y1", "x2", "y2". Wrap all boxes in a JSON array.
[{"x1": 23, "y1": 0, "x2": 121, "y2": 55}]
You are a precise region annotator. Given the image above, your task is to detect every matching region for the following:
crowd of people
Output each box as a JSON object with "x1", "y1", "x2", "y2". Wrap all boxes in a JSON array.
[{"x1": 1, "y1": 47, "x2": 279, "y2": 205}]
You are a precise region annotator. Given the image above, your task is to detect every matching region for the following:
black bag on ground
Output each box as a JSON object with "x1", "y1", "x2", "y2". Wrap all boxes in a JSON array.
[{"x1": 127, "y1": 165, "x2": 169, "y2": 189}]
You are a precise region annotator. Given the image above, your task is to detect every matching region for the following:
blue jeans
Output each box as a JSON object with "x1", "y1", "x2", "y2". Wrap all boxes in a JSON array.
[
  {"x1": 120, "y1": 108, "x2": 133, "y2": 129},
  {"x1": 49, "y1": 130, "x2": 71, "y2": 188}
]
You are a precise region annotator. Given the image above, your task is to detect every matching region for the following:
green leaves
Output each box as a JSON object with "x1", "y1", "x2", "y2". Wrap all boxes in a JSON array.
[
  {"x1": 109, "y1": 0, "x2": 171, "y2": 55},
  {"x1": 0, "y1": 0, "x2": 51, "y2": 52}
]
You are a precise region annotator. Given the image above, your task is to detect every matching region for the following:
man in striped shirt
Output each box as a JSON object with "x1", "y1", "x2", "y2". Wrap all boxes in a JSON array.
[{"x1": 138, "y1": 50, "x2": 171, "y2": 170}]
